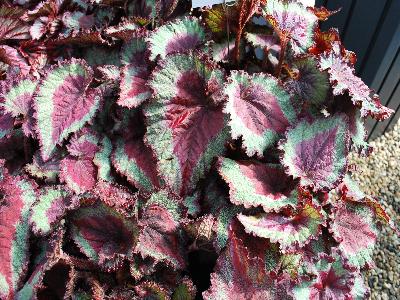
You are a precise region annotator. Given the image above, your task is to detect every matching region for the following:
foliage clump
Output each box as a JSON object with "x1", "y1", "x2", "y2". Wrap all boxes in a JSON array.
[{"x1": 0, "y1": 0, "x2": 396, "y2": 299}]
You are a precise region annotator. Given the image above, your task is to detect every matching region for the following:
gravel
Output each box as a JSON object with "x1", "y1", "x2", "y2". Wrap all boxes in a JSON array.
[{"x1": 349, "y1": 121, "x2": 400, "y2": 300}]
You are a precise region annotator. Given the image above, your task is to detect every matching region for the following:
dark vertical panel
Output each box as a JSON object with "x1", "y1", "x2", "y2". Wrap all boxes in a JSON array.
[
  {"x1": 320, "y1": 0, "x2": 353, "y2": 34},
  {"x1": 315, "y1": 0, "x2": 325, "y2": 7},
  {"x1": 367, "y1": 19, "x2": 400, "y2": 90},
  {"x1": 366, "y1": 47, "x2": 400, "y2": 139},
  {"x1": 358, "y1": 0, "x2": 396, "y2": 84},
  {"x1": 368, "y1": 79, "x2": 400, "y2": 140},
  {"x1": 342, "y1": 0, "x2": 387, "y2": 72}
]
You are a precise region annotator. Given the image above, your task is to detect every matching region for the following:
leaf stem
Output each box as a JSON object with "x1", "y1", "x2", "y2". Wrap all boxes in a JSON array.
[{"x1": 275, "y1": 37, "x2": 288, "y2": 78}]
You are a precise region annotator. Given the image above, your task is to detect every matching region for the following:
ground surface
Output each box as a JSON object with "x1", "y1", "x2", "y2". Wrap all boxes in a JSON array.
[{"x1": 350, "y1": 122, "x2": 400, "y2": 300}]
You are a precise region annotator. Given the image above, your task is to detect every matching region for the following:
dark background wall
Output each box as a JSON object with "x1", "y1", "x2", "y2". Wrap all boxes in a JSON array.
[{"x1": 315, "y1": 0, "x2": 400, "y2": 140}]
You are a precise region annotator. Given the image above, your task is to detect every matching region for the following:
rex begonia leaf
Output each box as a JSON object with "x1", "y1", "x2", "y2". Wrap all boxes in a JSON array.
[
  {"x1": 346, "y1": 109, "x2": 371, "y2": 156},
  {"x1": 34, "y1": 59, "x2": 101, "y2": 161},
  {"x1": 350, "y1": 272, "x2": 370, "y2": 300},
  {"x1": 70, "y1": 201, "x2": 139, "y2": 270},
  {"x1": 119, "y1": 35, "x2": 152, "y2": 108},
  {"x1": 0, "y1": 174, "x2": 37, "y2": 299},
  {"x1": 147, "y1": 17, "x2": 206, "y2": 61},
  {"x1": 120, "y1": 33, "x2": 148, "y2": 66},
  {"x1": 203, "y1": 221, "x2": 292, "y2": 300},
  {"x1": 224, "y1": 70, "x2": 296, "y2": 156},
  {"x1": 338, "y1": 174, "x2": 365, "y2": 202},
  {"x1": 211, "y1": 39, "x2": 237, "y2": 63},
  {"x1": 244, "y1": 33, "x2": 278, "y2": 49},
  {"x1": 330, "y1": 202, "x2": 378, "y2": 269},
  {"x1": 93, "y1": 180, "x2": 137, "y2": 217},
  {"x1": 145, "y1": 53, "x2": 229, "y2": 196},
  {"x1": 119, "y1": 64, "x2": 151, "y2": 108},
  {"x1": 279, "y1": 114, "x2": 350, "y2": 191},
  {"x1": 112, "y1": 136, "x2": 161, "y2": 192},
  {"x1": 0, "y1": 45, "x2": 30, "y2": 76},
  {"x1": 318, "y1": 43, "x2": 393, "y2": 120},
  {"x1": 0, "y1": 75, "x2": 37, "y2": 137},
  {"x1": 16, "y1": 229, "x2": 64, "y2": 300},
  {"x1": 292, "y1": 249, "x2": 355, "y2": 300},
  {"x1": 134, "y1": 281, "x2": 169, "y2": 300},
  {"x1": 261, "y1": 0, "x2": 318, "y2": 54},
  {"x1": 93, "y1": 136, "x2": 114, "y2": 182},
  {"x1": 238, "y1": 202, "x2": 325, "y2": 251},
  {"x1": 30, "y1": 186, "x2": 75, "y2": 235},
  {"x1": 104, "y1": 20, "x2": 139, "y2": 41},
  {"x1": 0, "y1": 110, "x2": 13, "y2": 139},
  {"x1": 60, "y1": 156, "x2": 97, "y2": 194},
  {"x1": 61, "y1": 12, "x2": 95, "y2": 36},
  {"x1": 24, "y1": 151, "x2": 61, "y2": 183},
  {"x1": 135, "y1": 190, "x2": 185, "y2": 269},
  {"x1": 284, "y1": 57, "x2": 329, "y2": 107},
  {"x1": 66, "y1": 128, "x2": 99, "y2": 158},
  {"x1": 0, "y1": 6, "x2": 30, "y2": 41},
  {"x1": 217, "y1": 157, "x2": 298, "y2": 212}
]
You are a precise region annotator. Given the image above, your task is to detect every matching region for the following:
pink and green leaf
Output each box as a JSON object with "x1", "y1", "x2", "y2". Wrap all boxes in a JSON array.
[
  {"x1": 280, "y1": 114, "x2": 350, "y2": 191},
  {"x1": 261, "y1": 0, "x2": 318, "y2": 54},
  {"x1": 135, "y1": 190, "x2": 185, "y2": 269},
  {"x1": 30, "y1": 186, "x2": 74, "y2": 235},
  {"x1": 70, "y1": 201, "x2": 138, "y2": 270},
  {"x1": 147, "y1": 17, "x2": 206, "y2": 61},
  {"x1": 118, "y1": 64, "x2": 151, "y2": 108},
  {"x1": 217, "y1": 157, "x2": 298, "y2": 212},
  {"x1": 318, "y1": 43, "x2": 393, "y2": 120},
  {"x1": 203, "y1": 221, "x2": 290, "y2": 300},
  {"x1": 93, "y1": 136, "x2": 114, "y2": 182},
  {"x1": 34, "y1": 59, "x2": 101, "y2": 160},
  {"x1": 145, "y1": 53, "x2": 229, "y2": 196},
  {"x1": 119, "y1": 35, "x2": 151, "y2": 108},
  {"x1": 330, "y1": 202, "x2": 378, "y2": 269},
  {"x1": 24, "y1": 151, "x2": 61, "y2": 183},
  {"x1": 292, "y1": 249, "x2": 355, "y2": 300},
  {"x1": 224, "y1": 70, "x2": 296, "y2": 156},
  {"x1": 238, "y1": 202, "x2": 325, "y2": 251},
  {"x1": 112, "y1": 136, "x2": 161, "y2": 192},
  {"x1": 60, "y1": 156, "x2": 97, "y2": 194},
  {"x1": 0, "y1": 175, "x2": 37, "y2": 299},
  {"x1": 67, "y1": 128, "x2": 99, "y2": 158}
]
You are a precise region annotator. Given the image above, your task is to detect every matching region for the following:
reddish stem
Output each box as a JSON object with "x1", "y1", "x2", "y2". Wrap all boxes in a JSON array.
[{"x1": 275, "y1": 37, "x2": 288, "y2": 78}]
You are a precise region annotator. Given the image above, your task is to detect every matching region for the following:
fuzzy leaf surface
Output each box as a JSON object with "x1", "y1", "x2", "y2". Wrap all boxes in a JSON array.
[
  {"x1": 280, "y1": 115, "x2": 350, "y2": 191},
  {"x1": 217, "y1": 157, "x2": 298, "y2": 212},
  {"x1": 145, "y1": 53, "x2": 229, "y2": 196},
  {"x1": 34, "y1": 59, "x2": 101, "y2": 160},
  {"x1": 224, "y1": 71, "x2": 296, "y2": 156}
]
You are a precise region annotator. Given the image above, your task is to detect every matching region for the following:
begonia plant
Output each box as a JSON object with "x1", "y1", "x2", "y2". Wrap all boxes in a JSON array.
[{"x1": 0, "y1": 0, "x2": 396, "y2": 299}]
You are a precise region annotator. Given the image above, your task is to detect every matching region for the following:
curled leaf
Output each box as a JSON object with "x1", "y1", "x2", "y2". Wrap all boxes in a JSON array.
[
  {"x1": 319, "y1": 43, "x2": 393, "y2": 120},
  {"x1": 147, "y1": 17, "x2": 206, "y2": 61},
  {"x1": 261, "y1": 0, "x2": 318, "y2": 54},
  {"x1": 217, "y1": 157, "x2": 298, "y2": 212},
  {"x1": 30, "y1": 186, "x2": 74, "y2": 235},
  {"x1": 224, "y1": 70, "x2": 296, "y2": 156},
  {"x1": 238, "y1": 202, "x2": 325, "y2": 251},
  {"x1": 34, "y1": 59, "x2": 101, "y2": 160},
  {"x1": 70, "y1": 201, "x2": 138, "y2": 271},
  {"x1": 280, "y1": 114, "x2": 350, "y2": 191},
  {"x1": 330, "y1": 202, "x2": 378, "y2": 269},
  {"x1": 135, "y1": 190, "x2": 185, "y2": 269},
  {"x1": 0, "y1": 174, "x2": 37, "y2": 299},
  {"x1": 145, "y1": 53, "x2": 229, "y2": 196}
]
